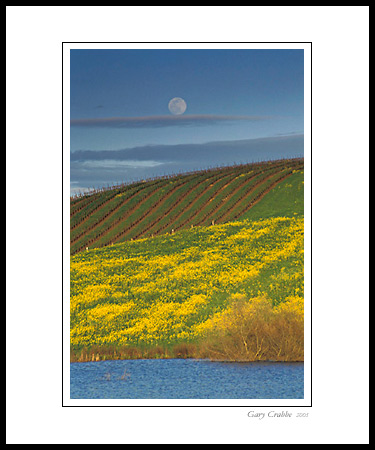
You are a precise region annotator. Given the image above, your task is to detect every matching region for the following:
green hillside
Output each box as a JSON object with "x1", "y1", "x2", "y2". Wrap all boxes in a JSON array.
[
  {"x1": 70, "y1": 158, "x2": 304, "y2": 362},
  {"x1": 70, "y1": 158, "x2": 304, "y2": 254},
  {"x1": 71, "y1": 215, "x2": 304, "y2": 360}
]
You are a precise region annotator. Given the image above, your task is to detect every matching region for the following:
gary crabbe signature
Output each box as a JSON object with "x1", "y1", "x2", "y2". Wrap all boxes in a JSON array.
[{"x1": 247, "y1": 411, "x2": 309, "y2": 420}]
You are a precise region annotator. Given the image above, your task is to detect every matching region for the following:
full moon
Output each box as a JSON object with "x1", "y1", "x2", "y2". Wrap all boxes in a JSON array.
[{"x1": 168, "y1": 97, "x2": 187, "y2": 115}]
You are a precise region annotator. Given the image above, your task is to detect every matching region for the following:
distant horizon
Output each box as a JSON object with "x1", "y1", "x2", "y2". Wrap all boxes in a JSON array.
[
  {"x1": 70, "y1": 134, "x2": 303, "y2": 196},
  {"x1": 70, "y1": 151, "x2": 304, "y2": 198}
]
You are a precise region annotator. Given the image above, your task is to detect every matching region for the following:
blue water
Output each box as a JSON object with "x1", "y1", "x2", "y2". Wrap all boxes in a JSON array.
[{"x1": 70, "y1": 359, "x2": 304, "y2": 399}]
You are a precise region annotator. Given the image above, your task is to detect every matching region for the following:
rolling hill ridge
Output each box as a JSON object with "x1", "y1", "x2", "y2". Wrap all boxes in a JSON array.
[{"x1": 70, "y1": 157, "x2": 304, "y2": 255}]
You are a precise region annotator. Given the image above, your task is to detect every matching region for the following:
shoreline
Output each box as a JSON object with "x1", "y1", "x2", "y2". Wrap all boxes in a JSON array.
[
  {"x1": 70, "y1": 345, "x2": 304, "y2": 364},
  {"x1": 70, "y1": 358, "x2": 304, "y2": 364}
]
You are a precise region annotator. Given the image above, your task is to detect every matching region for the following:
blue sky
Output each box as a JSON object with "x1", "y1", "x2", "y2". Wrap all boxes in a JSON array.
[{"x1": 70, "y1": 49, "x2": 304, "y2": 193}]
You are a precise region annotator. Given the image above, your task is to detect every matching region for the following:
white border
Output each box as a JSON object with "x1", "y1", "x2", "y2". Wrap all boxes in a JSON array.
[{"x1": 63, "y1": 42, "x2": 312, "y2": 407}]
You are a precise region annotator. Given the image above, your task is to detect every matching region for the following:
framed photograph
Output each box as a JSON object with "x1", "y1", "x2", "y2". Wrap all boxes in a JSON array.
[
  {"x1": 63, "y1": 42, "x2": 312, "y2": 407},
  {"x1": 6, "y1": 5, "x2": 369, "y2": 445}
]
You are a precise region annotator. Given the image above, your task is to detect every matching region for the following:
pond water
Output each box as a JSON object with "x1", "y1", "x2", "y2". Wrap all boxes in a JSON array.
[{"x1": 70, "y1": 358, "x2": 303, "y2": 399}]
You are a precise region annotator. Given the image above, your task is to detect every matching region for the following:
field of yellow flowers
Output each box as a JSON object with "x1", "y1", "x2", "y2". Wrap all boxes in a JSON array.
[{"x1": 70, "y1": 216, "x2": 304, "y2": 359}]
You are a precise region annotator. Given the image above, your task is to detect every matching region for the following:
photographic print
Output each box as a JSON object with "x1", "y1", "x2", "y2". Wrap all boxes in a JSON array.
[
  {"x1": 64, "y1": 43, "x2": 311, "y2": 404},
  {"x1": 6, "y1": 4, "x2": 369, "y2": 445}
]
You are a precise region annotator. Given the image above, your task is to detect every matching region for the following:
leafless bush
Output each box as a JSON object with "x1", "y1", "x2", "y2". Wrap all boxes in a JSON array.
[{"x1": 197, "y1": 295, "x2": 304, "y2": 362}]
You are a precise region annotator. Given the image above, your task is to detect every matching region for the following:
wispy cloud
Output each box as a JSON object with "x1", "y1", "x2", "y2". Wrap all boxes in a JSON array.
[
  {"x1": 78, "y1": 159, "x2": 166, "y2": 169},
  {"x1": 70, "y1": 114, "x2": 271, "y2": 129}
]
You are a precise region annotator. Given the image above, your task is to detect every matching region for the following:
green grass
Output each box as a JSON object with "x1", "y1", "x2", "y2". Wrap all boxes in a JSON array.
[{"x1": 242, "y1": 170, "x2": 304, "y2": 220}]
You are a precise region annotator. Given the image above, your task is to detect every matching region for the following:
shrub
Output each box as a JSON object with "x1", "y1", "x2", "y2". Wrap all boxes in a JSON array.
[{"x1": 197, "y1": 294, "x2": 304, "y2": 362}]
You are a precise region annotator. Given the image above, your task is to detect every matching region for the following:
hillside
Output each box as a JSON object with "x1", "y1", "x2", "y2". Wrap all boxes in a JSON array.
[
  {"x1": 70, "y1": 216, "x2": 304, "y2": 360},
  {"x1": 70, "y1": 158, "x2": 304, "y2": 362},
  {"x1": 70, "y1": 157, "x2": 303, "y2": 254}
]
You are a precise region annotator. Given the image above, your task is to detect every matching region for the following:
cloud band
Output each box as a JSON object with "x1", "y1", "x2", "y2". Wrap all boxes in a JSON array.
[{"x1": 70, "y1": 114, "x2": 270, "y2": 129}]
